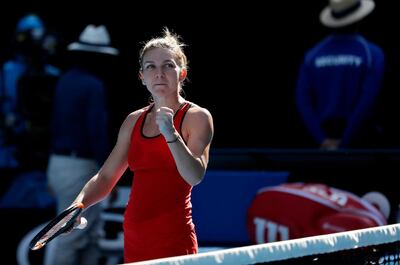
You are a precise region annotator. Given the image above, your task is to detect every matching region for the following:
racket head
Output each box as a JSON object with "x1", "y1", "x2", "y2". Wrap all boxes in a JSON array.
[{"x1": 29, "y1": 202, "x2": 84, "y2": 251}]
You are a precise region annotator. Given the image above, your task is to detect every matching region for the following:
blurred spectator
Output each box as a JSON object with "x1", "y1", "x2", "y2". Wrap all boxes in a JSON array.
[
  {"x1": 295, "y1": 0, "x2": 385, "y2": 150},
  {"x1": 0, "y1": 13, "x2": 60, "y2": 169},
  {"x1": 46, "y1": 24, "x2": 119, "y2": 265}
]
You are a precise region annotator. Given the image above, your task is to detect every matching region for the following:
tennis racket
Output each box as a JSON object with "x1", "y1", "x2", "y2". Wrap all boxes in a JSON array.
[{"x1": 29, "y1": 202, "x2": 87, "y2": 251}]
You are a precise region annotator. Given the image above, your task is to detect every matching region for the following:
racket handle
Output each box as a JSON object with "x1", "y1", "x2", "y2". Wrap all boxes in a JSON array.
[{"x1": 76, "y1": 217, "x2": 87, "y2": 229}]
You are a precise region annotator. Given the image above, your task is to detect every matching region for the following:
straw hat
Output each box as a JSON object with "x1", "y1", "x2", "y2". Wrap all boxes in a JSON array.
[
  {"x1": 320, "y1": 0, "x2": 375, "y2": 28},
  {"x1": 67, "y1": 24, "x2": 119, "y2": 55}
]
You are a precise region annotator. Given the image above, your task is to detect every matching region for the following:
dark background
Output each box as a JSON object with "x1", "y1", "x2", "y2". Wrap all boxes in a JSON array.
[
  {"x1": 2, "y1": 2, "x2": 400, "y2": 264},
  {"x1": 1, "y1": 0, "x2": 400, "y2": 149}
]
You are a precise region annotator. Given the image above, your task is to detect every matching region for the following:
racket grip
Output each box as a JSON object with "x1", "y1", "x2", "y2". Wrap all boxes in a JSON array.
[{"x1": 76, "y1": 217, "x2": 87, "y2": 229}]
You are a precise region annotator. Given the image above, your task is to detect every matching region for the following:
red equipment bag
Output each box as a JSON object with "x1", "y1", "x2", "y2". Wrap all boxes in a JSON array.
[{"x1": 247, "y1": 183, "x2": 388, "y2": 244}]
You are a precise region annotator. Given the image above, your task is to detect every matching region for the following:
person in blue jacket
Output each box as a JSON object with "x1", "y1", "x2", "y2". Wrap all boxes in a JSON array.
[
  {"x1": 295, "y1": 0, "x2": 385, "y2": 150},
  {"x1": 46, "y1": 24, "x2": 118, "y2": 265}
]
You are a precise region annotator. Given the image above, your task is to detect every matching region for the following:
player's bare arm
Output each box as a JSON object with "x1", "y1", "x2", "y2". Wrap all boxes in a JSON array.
[
  {"x1": 168, "y1": 106, "x2": 214, "y2": 186},
  {"x1": 77, "y1": 110, "x2": 143, "y2": 208}
]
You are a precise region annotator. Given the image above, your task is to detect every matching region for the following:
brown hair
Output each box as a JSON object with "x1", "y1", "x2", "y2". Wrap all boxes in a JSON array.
[{"x1": 139, "y1": 27, "x2": 188, "y2": 72}]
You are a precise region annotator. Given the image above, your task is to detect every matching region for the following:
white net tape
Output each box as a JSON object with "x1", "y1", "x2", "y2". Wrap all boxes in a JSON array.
[{"x1": 123, "y1": 224, "x2": 400, "y2": 265}]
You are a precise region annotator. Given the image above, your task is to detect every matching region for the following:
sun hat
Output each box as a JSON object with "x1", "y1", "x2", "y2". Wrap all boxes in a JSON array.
[
  {"x1": 67, "y1": 24, "x2": 119, "y2": 55},
  {"x1": 320, "y1": 0, "x2": 375, "y2": 28}
]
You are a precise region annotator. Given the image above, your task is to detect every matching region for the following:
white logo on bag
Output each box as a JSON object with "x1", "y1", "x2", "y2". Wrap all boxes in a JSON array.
[
  {"x1": 306, "y1": 186, "x2": 348, "y2": 206},
  {"x1": 253, "y1": 217, "x2": 289, "y2": 243}
]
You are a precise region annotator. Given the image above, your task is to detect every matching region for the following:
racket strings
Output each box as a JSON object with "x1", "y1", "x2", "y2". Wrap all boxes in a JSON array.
[{"x1": 36, "y1": 211, "x2": 76, "y2": 244}]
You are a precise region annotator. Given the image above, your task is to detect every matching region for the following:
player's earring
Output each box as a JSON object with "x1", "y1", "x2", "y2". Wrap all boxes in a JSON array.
[
  {"x1": 142, "y1": 80, "x2": 146, "y2": 86},
  {"x1": 179, "y1": 69, "x2": 187, "y2": 81}
]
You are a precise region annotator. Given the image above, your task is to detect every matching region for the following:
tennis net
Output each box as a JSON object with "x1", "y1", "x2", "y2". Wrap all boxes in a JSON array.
[{"x1": 122, "y1": 224, "x2": 400, "y2": 265}]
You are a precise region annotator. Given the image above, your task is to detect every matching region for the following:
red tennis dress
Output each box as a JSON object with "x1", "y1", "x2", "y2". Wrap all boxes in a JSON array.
[{"x1": 124, "y1": 102, "x2": 197, "y2": 263}]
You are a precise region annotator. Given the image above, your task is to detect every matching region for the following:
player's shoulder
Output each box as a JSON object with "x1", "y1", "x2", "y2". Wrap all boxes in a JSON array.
[
  {"x1": 126, "y1": 105, "x2": 151, "y2": 121},
  {"x1": 187, "y1": 102, "x2": 212, "y2": 119},
  {"x1": 121, "y1": 105, "x2": 151, "y2": 131}
]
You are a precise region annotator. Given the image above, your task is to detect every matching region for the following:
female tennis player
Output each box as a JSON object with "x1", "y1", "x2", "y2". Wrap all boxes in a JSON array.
[{"x1": 71, "y1": 27, "x2": 214, "y2": 263}]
